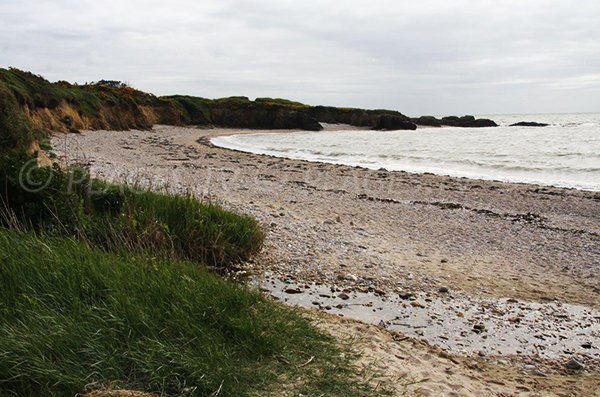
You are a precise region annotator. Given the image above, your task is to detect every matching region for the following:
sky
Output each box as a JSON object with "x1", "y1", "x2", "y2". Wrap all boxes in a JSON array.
[{"x1": 1, "y1": 0, "x2": 599, "y2": 115}]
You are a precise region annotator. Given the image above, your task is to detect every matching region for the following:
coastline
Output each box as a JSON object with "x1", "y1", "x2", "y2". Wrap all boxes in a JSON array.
[
  {"x1": 52, "y1": 125, "x2": 600, "y2": 395},
  {"x1": 210, "y1": 124, "x2": 600, "y2": 192}
]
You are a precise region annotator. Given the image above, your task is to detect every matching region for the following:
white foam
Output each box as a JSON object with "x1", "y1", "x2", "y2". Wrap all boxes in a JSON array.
[{"x1": 211, "y1": 113, "x2": 600, "y2": 191}]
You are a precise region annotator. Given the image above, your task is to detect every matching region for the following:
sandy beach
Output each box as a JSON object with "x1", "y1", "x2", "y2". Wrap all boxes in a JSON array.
[{"x1": 52, "y1": 125, "x2": 600, "y2": 396}]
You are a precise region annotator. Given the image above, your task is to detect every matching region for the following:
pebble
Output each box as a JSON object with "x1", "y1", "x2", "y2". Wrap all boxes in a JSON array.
[
  {"x1": 565, "y1": 358, "x2": 585, "y2": 371},
  {"x1": 284, "y1": 287, "x2": 303, "y2": 294}
]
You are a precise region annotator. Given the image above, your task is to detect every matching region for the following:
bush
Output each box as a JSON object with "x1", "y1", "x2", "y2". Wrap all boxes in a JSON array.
[
  {"x1": 0, "y1": 153, "x2": 264, "y2": 269},
  {"x1": 0, "y1": 151, "x2": 87, "y2": 233},
  {"x1": 0, "y1": 82, "x2": 37, "y2": 151}
]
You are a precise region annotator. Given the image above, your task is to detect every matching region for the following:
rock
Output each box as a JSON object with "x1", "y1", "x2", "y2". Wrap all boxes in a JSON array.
[
  {"x1": 565, "y1": 358, "x2": 585, "y2": 371},
  {"x1": 581, "y1": 342, "x2": 593, "y2": 349},
  {"x1": 510, "y1": 121, "x2": 549, "y2": 127},
  {"x1": 438, "y1": 287, "x2": 450, "y2": 293},
  {"x1": 468, "y1": 118, "x2": 498, "y2": 127},
  {"x1": 338, "y1": 293, "x2": 350, "y2": 300},
  {"x1": 372, "y1": 115, "x2": 417, "y2": 131},
  {"x1": 398, "y1": 292, "x2": 414, "y2": 300},
  {"x1": 284, "y1": 288, "x2": 303, "y2": 294},
  {"x1": 308, "y1": 105, "x2": 412, "y2": 129},
  {"x1": 411, "y1": 115, "x2": 442, "y2": 127},
  {"x1": 440, "y1": 115, "x2": 498, "y2": 128},
  {"x1": 472, "y1": 324, "x2": 486, "y2": 333},
  {"x1": 410, "y1": 300, "x2": 426, "y2": 308}
]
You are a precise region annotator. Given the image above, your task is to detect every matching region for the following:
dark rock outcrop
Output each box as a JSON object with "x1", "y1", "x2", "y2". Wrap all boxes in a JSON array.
[
  {"x1": 510, "y1": 121, "x2": 549, "y2": 127},
  {"x1": 410, "y1": 115, "x2": 497, "y2": 128},
  {"x1": 168, "y1": 96, "x2": 323, "y2": 131},
  {"x1": 372, "y1": 115, "x2": 417, "y2": 130},
  {"x1": 308, "y1": 106, "x2": 415, "y2": 130},
  {"x1": 412, "y1": 116, "x2": 442, "y2": 127},
  {"x1": 441, "y1": 115, "x2": 498, "y2": 128},
  {"x1": 209, "y1": 104, "x2": 322, "y2": 131}
]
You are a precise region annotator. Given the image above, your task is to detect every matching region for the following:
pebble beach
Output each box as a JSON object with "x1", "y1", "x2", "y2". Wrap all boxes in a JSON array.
[{"x1": 52, "y1": 124, "x2": 600, "y2": 396}]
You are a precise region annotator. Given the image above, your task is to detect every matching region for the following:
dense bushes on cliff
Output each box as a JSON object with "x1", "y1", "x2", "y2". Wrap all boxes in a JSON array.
[
  {"x1": 0, "y1": 80, "x2": 37, "y2": 149},
  {"x1": 0, "y1": 68, "x2": 182, "y2": 152}
]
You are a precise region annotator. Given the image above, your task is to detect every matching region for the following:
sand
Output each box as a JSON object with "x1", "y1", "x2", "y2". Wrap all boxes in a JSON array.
[{"x1": 52, "y1": 125, "x2": 600, "y2": 396}]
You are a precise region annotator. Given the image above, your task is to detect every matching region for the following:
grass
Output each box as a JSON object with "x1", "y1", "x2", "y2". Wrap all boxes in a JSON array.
[
  {"x1": 0, "y1": 78, "x2": 38, "y2": 149},
  {"x1": 0, "y1": 153, "x2": 264, "y2": 269},
  {"x1": 84, "y1": 183, "x2": 265, "y2": 268},
  {"x1": 0, "y1": 67, "x2": 409, "y2": 397},
  {"x1": 0, "y1": 230, "x2": 377, "y2": 397},
  {"x1": 0, "y1": 153, "x2": 382, "y2": 396}
]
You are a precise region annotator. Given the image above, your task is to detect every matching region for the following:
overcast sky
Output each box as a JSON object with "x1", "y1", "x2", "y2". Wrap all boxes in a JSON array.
[{"x1": 1, "y1": 0, "x2": 599, "y2": 115}]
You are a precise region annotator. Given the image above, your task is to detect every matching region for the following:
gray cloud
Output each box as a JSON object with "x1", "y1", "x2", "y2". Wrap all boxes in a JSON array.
[{"x1": 1, "y1": 0, "x2": 598, "y2": 115}]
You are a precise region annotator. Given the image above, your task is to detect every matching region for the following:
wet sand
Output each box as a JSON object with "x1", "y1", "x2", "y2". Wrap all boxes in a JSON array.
[{"x1": 52, "y1": 125, "x2": 600, "y2": 396}]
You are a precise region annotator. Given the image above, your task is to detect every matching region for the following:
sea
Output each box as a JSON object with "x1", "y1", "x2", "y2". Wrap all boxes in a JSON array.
[{"x1": 211, "y1": 113, "x2": 600, "y2": 191}]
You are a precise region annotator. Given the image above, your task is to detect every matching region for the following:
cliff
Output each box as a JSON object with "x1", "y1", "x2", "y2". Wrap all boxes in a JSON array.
[{"x1": 1, "y1": 68, "x2": 499, "y2": 153}]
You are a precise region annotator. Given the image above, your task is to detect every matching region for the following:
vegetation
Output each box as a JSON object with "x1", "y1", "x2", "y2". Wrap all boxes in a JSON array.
[
  {"x1": 0, "y1": 230, "x2": 375, "y2": 397},
  {"x1": 0, "y1": 153, "x2": 381, "y2": 396},
  {"x1": 165, "y1": 95, "x2": 212, "y2": 125},
  {"x1": 0, "y1": 66, "x2": 421, "y2": 151},
  {"x1": 0, "y1": 67, "x2": 393, "y2": 396},
  {"x1": 254, "y1": 97, "x2": 309, "y2": 109},
  {"x1": 0, "y1": 76, "x2": 38, "y2": 149},
  {"x1": 0, "y1": 152, "x2": 263, "y2": 269}
]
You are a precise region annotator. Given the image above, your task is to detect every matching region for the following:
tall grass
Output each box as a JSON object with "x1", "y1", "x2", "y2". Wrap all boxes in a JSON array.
[
  {"x1": 0, "y1": 230, "x2": 372, "y2": 396},
  {"x1": 0, "y1": 152, "x2": 264, "y2": 269},
  {"x1": 85, "y1": 185, "x2": 265, "y2": 267}
]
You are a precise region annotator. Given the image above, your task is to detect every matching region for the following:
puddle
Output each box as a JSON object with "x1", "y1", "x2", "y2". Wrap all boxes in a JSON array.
[{"x1": 255, "y1": 277, "x2": 600, "y2": 362}]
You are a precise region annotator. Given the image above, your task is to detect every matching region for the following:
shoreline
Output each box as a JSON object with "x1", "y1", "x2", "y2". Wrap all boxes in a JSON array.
[
  {"x1": 52, "y1": 125, "x2": 600, "y2": 395},
  {"x1": 208, "y1": 124, "x2": 600, "y2": 193}
]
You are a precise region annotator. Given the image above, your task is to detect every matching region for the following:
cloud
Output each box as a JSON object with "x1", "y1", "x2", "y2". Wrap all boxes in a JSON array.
[{"x1": 0, "y1": 0, "x2": 598, "y2": 114}]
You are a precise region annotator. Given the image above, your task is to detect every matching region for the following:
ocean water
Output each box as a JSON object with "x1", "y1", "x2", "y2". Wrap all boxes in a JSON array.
[{"x1": 211, "y1": 113, "x2": 600, "y2": 191}]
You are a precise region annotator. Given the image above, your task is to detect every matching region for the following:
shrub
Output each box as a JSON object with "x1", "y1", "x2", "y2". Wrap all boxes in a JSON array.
[
  {"x1": 0, "y1": 151, "x2": 87, "y2": 233},
  {"x1": 0, "y1": 154, "x2": 264, "y2": 269}
]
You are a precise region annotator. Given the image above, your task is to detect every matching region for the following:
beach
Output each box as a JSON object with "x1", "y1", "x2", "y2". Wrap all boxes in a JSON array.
[{"x1": 53, "y1": 124, "x2": 600, "y2": 396}]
